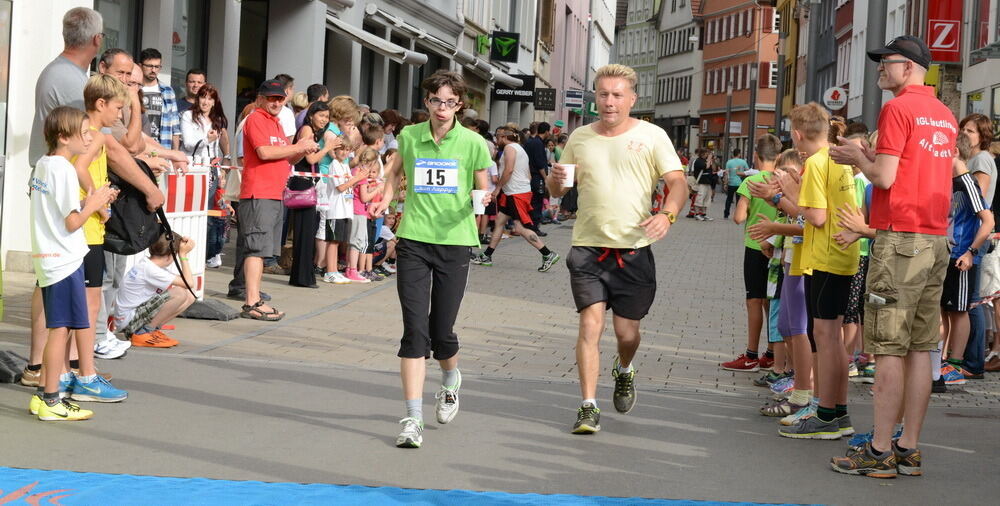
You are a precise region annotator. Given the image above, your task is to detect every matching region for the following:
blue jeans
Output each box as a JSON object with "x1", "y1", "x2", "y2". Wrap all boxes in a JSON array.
[
  {"x1": 965, "y1": 266, "x2": 986, "y2": 374},
  {"x1": 206, "y1": 216, "x2": 226, "y2": 260}
]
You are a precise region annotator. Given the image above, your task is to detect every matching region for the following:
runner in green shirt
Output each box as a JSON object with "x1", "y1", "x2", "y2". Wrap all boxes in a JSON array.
[{"x1": 371, "y1": 71, "x2": 492, "y2": 449}]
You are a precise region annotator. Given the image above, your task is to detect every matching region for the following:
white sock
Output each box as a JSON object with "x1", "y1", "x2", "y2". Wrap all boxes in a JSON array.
[
  {"x1": 931, "y1": 342, "x2": 943, "y2": 380},
  {"x1": 582, "y1": 398, "x2": 597, "y2": 409},
  {"x1": 617, "y1": 363, "x2": 634, "y2": 374}
]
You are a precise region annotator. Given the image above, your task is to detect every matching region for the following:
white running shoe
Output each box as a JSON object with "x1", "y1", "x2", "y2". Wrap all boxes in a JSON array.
[
  {"x1": 322, "y1": 271, "x2": 351, "y2": 284},
  {"x1": 206, "y1": 254, "x2": 223, "y2": 268},
  {"x1": 434, "y1": 370, "x2": 462, "y2": 424},
  {"x1": 383, "y1": 263, "x2": 397, "y2": 274},
  {"x1": 396, "y1": 417, "x2": 423, "y2": 448},
  {"x1": 94, "y1": 333, "x2": 129, "y2": 360},
  {"x1": 780, "y1": 402, "x2": 817, "y2": 426}
]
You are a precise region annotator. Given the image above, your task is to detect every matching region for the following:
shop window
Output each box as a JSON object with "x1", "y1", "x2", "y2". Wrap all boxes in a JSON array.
[
  {"x1": 95, "y1": 0, "x2": 142, "y2": 59},
  {"x1": 171, "y1": 0, "x2": 209, "y2": 92}
]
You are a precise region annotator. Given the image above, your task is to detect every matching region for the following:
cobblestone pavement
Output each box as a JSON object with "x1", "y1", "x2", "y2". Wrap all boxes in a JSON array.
[
  {"x1": 1, "y1": 198, "x2": 998, "y2": 503},
  {"x1": 2, "y1": 198, "x2": 998, "y2": 407}
]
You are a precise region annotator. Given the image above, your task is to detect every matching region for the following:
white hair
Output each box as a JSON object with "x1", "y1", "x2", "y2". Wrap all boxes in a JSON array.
[{"x1": 63, "y1": 7, "x2": 103, "y2": 48}]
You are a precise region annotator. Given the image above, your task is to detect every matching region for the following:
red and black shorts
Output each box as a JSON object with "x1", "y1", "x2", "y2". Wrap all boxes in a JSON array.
[{"x1": 498, "y1": 192, "x2": 533, "y2": 226}]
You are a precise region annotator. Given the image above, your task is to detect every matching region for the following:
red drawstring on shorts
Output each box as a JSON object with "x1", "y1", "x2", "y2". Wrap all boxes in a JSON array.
[{"x1": 596, "y1": 248, "x2": 625, "y2": 268}]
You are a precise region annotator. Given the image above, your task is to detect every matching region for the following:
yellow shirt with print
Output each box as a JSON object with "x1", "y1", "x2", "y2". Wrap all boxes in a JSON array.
[
  {"x1": 559, "y1": 121, "x2": 683, "y2": 249},
  {"x1": 75, "y1": 145, "x2": 108, "y2": 245},
  {"x1": 797, "y1": 147, "x2": 859, "y2": 276}
]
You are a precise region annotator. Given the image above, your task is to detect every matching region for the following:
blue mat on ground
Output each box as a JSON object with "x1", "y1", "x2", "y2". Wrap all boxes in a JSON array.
[{"x1": 0, "y1": 466, "x2": 804, "y2": 505}]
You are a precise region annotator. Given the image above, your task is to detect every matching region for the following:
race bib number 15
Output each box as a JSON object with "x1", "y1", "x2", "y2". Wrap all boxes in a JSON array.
[{"x1": 414, "y1": 158, "x2": 459, "y2": 194}]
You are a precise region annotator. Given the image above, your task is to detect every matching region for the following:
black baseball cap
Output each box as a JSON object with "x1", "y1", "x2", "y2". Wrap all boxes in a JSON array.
[
  {"x1": 257, "y1": 79, "x2": 286, "y2": 97},
  {"x1": 867, "y1": 35, "x2": 931, "y2": 69}
]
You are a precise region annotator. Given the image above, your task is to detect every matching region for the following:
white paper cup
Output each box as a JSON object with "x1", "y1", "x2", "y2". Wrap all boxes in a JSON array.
[
  {"x1": 472, "y1": 189, "x2": 488, "y2": 215},
  {"x1": 561, "y1": 164, "x2": 576, "y2": 188}
]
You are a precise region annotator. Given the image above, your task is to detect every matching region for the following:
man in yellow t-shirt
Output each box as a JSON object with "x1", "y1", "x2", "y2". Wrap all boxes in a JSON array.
[
  {"x1": 547, "y1": 64, "x2": 688, "y2": 435},
  {"x1": 779, "y1": 103, "x2": 860, "y2": 441}
]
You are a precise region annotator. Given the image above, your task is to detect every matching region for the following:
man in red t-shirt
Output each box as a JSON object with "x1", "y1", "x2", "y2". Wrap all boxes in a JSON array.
[
  {"x1": 236, "y1": 79, "x2": 317, "y2": 321},
  {"x1": 829, "y1": 36, "x2": 957, "y2": 479}
]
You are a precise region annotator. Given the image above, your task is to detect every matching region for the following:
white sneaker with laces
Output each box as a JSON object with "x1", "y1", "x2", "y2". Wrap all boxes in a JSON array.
[
  {"x1": 384, "y1": 263, "x2": 397, "y2": 273},
  {"x1": 396, "y1": 417, "x2": 423, "y2": 448},
  {"x1": 94, "y1": 333, "x2": 129, "y2": 359},
  {"x1": 435, "y1": 369, "x2": 462, "y2": 424}
]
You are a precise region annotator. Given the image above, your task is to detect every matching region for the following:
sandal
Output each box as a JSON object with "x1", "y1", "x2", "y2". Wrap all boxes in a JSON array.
[
  {"x1": 760, "y1": 399, "x2": 806, "y2": 417},
  {"x1": 240, "y1": 301, "x2": 284, "y2": 321}
]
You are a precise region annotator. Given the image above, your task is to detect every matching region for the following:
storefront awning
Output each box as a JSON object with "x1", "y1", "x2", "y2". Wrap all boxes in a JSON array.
[
  {"x1": 326, "y1": 14, "x2": 428, "y2": 65},
  {"x1": 364, "y1": 7, "x2": 522, "y2": 88}
]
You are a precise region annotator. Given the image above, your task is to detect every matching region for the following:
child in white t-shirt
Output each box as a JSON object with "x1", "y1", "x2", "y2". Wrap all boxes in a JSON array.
[
  {"x1": 30, "y1": 106, "x2": 116, "y2": 421},
  {"x1": 114, "y1": 233, "x2": 196, "y2": 347},
  {"x1": 318, "y1": 139, "x2": 366, "y2": 284}
]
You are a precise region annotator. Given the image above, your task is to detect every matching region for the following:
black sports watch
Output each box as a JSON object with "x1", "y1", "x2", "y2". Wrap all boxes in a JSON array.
[{"x1": 968, "y1": 246, "x2": 980, "y2": 256}]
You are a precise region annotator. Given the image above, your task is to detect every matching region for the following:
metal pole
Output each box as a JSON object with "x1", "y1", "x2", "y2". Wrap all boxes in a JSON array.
[
  {"x1": 862, "y1": 0, "x2": 888, "y2": 128},
  {"x1": 724, "y1": 82, "x2": 734, "y2": 161},
  {"x1": 804, "y1": 0, "x2": 821, "y2": 103},
  {"x1": 748, "y1": 66, "x2": 759, "y2": 164},
  {"x1": 774, "y1": 26, "x2": 786, "y2": 138}
]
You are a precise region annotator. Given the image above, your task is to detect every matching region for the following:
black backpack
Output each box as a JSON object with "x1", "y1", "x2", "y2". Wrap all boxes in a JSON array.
[
  {"x1": 104, "y1": 159, "x2": 197, "y2": 299},
  {"x1": 103, "y1": 159, "x2": 162, "y2": 256}
]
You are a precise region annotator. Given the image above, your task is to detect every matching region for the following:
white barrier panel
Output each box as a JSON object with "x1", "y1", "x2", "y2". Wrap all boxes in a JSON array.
[{"x1": 160, "y1": 163, "x2": 210, "y2": 300}]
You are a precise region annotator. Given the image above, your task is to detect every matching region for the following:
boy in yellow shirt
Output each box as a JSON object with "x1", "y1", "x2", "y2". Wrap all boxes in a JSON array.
[
  {"x1": 779, "y1": 103, "x2": 860, "y2": 440},
  {"x1": 63, "y1": 74, "x2": 131, "y2": 403}
]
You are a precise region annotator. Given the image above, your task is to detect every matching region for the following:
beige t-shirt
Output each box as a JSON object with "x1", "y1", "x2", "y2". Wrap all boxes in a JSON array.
[{"x1": 560, "y1": 120, "x2": 682, "y2": 249}]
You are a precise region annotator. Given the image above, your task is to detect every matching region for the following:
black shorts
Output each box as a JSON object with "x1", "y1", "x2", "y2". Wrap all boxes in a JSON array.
[
  {"x1": 941, "y1": 263, "x2": 977, "y2": 312},
  {"x1": 485, "y1": 199, "x2": 497, "y2": 217},
  {"x1": 396, "y1": 238, "x2": 471, "y2": 360},
  {"x1": 844, "y1": 255, "x2": 870, "y2": 325},
  {"x1": 743, "y1": 247, "x2": 769, "y2": 299},
  {"x1": 567, "y1": 246, "x2": 656, "y2": 320},
  {"x1": 324, "y1": 218, "x2": 350, "y2": 242},
  {"x1": 809, "y1": 269, "x2": 853, "y2": 320},
  {"x1": 83, "y1": 245, "x2": 105, "y2": 288},
  {"x1": 367, "y1": 220, "x2": 378, "y2": 254},
  {"x1": 803, "y1": 274, "x2": 817, "y2": 353}
]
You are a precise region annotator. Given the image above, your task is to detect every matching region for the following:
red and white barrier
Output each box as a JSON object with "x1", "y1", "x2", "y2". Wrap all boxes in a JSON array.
[
  {"x1": 159, "y1": 163, "x2": 210, "y2": 299},
  {"x1": 121, "y1": 161, "x2": 211, "y2": 300}
]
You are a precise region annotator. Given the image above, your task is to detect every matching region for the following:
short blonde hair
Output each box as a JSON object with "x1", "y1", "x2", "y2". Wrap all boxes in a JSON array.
[
  {"x1": 789, "y1": 102, "x2": 830, "y2": 142},
  {"x1": 291, "y1": 91, "x2": 309, "y2": 113},
  {"x1": 328, "y1": 95, "x2": 359, "y2": 123},
  {"x1": 594, "y1": 64, "x2": 638, "y2": 92},
  {"x1": 84, "y1": 74, "x2": 128, "y2": 111}
]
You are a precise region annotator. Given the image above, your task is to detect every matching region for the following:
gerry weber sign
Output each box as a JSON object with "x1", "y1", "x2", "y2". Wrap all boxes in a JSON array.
[{"x1": 492, "y1": 74, "x2": 535, "y2": 102}]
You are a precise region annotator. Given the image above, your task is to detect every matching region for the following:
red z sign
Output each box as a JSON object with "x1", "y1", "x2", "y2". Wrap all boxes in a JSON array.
[{"x1": 925, "y1": 0, "x2": 962, "y2": 62}]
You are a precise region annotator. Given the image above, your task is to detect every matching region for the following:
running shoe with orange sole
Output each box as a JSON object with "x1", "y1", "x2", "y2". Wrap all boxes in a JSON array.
[
  {"x1": 151, "y1": 330, "x2": 179, "y2": 346},
  {"x1": 131, "y1": 332, "x2": 176, "y2": 348}
]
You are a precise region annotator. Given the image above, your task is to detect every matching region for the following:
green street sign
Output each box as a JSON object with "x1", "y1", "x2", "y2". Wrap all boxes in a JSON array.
[
  {"x1": 490, "y1": 31, "x2": 519, "y2": 63},
  {"x1": 476, "y1": 34, "x2": 490, "y2": 55}
]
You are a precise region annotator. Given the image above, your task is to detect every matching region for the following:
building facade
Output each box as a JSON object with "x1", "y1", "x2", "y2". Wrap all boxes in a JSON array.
[
  {"x1": 964, "y1": 0, "x2": 1000, "y2": 123},
  {"x1": 654, "y1": 0, "x2": 702, "y2": 150},
  {"x1": 614, "y1": 0, "x2": 660, "y2": 121},
  {"x1": 697, "y1": 0, "x2": 779, "y2": 157}
]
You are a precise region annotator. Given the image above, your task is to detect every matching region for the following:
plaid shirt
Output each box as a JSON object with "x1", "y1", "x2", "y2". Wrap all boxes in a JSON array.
[{"x1": 155, "y1": 81, "x2": 180, "y2": 149}]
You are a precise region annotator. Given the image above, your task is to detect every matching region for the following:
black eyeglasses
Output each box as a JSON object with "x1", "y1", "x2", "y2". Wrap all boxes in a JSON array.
[{"x1": 427, "y1": 97, "x2": 460, "y2": 109}]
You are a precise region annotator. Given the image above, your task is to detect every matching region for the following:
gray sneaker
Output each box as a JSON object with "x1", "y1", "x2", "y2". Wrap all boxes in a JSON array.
[
  {"x1": 572, "y1": 402, "x2": 601, "y2": 434},
  {"x1": 778, "y1": 415, "x2": 842, "y2": 440},
  {"x1": 837, "y1": 415, "x2": 855, "y2": 436},
  {"x1": 611, "y1": 356, "x2": 637, "y2": 414},
  {"x1": 538, "y1": 252, "x2": 561, "y2": 272},
  {"x1": 396, "y1": 417, "x2": 423, "y2": 448},
  {"x1": 471, "y1": 253, "x2": 493, "y2": 266}
]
